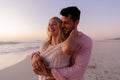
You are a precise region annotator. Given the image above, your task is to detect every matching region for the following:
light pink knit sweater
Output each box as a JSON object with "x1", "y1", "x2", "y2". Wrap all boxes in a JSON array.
[{"x1": 51, "y1": 32, "x2": 93, "y2": 80}]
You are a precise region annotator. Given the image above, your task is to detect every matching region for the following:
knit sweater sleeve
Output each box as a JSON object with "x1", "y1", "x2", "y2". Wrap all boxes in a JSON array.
[{"x1": 51, "y1": 36, "x2": 92, "y2": 80}]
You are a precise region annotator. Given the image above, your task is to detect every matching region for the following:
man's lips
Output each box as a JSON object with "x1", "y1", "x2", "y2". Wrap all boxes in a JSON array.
[{"x1": 63, "y1": 28, "x2": 67, "y2": 32}]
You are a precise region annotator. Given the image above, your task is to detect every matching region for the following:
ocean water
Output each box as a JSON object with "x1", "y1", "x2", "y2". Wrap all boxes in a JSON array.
[{"x1": 0, "y1": 40, "x2": 42, "y2": 70}]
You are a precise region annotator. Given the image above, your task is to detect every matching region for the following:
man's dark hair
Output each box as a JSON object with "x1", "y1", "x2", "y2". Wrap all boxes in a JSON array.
[{"x1": 60, "y1": 6, "x2": 81, "y2": 22}]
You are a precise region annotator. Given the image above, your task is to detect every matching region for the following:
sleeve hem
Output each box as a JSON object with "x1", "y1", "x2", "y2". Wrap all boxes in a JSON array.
[{"x1": 51, "y1": 69, "x2": 66, "y2": 80}]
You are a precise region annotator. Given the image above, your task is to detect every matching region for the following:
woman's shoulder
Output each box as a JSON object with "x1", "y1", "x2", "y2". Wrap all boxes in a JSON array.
[{"x1": 49, "y1": 42, "x2": 63, "y2": 47}]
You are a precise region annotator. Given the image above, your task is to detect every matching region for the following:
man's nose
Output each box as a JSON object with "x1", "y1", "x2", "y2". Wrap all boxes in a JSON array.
[{"x1": 62, "y1": 23, "x2": 65, "y2": 28}]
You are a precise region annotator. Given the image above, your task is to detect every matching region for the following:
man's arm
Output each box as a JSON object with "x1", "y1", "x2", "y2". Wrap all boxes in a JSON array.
[
  {"x1": 51, "y1": 38, "x2": 93, "y2": 80},
  {"x1": 62, "y1": 28, "x2": 78, "y2": 55}
]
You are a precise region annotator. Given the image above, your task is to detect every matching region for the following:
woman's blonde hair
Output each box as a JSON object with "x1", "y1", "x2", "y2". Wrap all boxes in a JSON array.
[{"x1": 40, "y1": 17, "x2": 65, "y2": 53}]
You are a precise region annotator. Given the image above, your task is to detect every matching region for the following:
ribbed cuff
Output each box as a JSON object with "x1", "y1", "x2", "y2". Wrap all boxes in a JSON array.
[{"x1": 51, "y1": 69, "x2": 66, "y2": 80}]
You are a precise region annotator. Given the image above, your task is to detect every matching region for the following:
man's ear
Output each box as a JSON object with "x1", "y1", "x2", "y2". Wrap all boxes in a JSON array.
[
  {"x1": 75, "y1": 19, "x2": 79, "y2": 26},
  {"x1": 73, "y1": 20, "x2": 79, "y2": 28}
]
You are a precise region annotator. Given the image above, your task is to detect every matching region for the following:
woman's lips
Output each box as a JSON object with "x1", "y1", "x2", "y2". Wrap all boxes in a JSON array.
[{"x1": 49, "y1": 28, "x2": 55, "y2": 32}]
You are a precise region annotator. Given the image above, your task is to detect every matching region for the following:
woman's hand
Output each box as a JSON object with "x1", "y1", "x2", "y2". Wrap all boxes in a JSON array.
[
  {"x1": 31, "y1": 51, "x2": 51, "y2": 76},
  {"x1": 31, "y1": 51, "x2": 40, "y2": 60}
]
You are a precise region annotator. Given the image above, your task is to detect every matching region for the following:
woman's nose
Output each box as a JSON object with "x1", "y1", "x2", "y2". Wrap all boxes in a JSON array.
[{"x1": 49, "y1": 24, "x2": 53, "y2": 28}]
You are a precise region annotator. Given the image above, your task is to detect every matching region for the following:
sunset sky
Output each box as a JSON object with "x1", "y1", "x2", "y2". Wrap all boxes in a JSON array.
[{"x1": 0, "y1": 0, "x2": 120, "y2": 41}]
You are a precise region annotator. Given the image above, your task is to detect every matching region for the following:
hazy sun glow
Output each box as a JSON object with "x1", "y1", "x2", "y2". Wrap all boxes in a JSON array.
[
  {"x1": 0, "y1": 12, "x2": 22, "y2": 35},
  {"x1": 0, "y1": 8, "x2": 44, "y2": 40},
  {"x1": 0, "y1": 0, "x2": 120, "y2": 40}
]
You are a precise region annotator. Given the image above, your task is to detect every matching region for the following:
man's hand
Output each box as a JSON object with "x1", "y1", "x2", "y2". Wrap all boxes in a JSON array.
[
  {"x1": 69, "y1": 27, "x2": 78, "y2": 38},
  {"x1": 31, "y1": 51, "x2": 52, "y2": 76}
]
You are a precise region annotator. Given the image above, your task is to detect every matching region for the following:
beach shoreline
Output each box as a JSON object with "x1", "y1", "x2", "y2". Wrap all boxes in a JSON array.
[
  {"x1": 0, "y1": 40, "x2": 120, "y2": 80},
  {"x1": 0, "y1": 55, "x2": 38, "y2": 80}
]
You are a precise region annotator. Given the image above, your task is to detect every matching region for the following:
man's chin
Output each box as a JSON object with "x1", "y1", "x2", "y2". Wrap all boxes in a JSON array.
[
  {"x1": 64, "y1": 32, "x2": 70, "y2": 37},
  {"x1": 63, "y1": 31, "x2": 68, "y2": 35}
]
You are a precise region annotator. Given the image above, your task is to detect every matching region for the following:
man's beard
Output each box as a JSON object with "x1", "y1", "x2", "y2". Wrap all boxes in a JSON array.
[{"x1": 65, "y1": 26, "x2": 74, "y2": 38}]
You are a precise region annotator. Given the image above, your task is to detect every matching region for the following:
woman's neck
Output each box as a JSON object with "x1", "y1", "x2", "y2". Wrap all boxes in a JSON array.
[{"x1": 51, "y1": 37, "x2": 57, "y2": 46}]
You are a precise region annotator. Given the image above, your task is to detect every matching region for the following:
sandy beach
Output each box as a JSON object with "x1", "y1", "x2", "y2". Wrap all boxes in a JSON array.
[
  {"x1": 0, "y1": 56, "x2": 38, "y2": 80},
  {"x1": 0, "y1": 40, "x2": 120, "y2": 80},
  {"x1": 84, "y1": 40, "x2": 120, "y2": 80}
]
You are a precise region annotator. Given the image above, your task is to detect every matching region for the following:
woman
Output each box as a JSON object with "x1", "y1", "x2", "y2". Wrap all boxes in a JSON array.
[{"x1": 31, "y1": 17, "x2": 76, "y2": 80}]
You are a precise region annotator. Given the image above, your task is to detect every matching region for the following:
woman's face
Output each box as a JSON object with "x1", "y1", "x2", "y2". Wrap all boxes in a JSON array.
[{"x1": 48, "y1": 19, "x2": 59, "y2": 37}]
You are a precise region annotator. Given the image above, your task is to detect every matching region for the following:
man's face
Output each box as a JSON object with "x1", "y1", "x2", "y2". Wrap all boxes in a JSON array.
[{"x1": 61, "y1": 15, "x2": 75, "y2": 36}]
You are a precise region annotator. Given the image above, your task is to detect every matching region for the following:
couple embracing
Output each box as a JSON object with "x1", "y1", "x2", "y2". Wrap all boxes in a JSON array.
[{"x1": 31, "y1": 6, "x2": 92, "y2": 80}]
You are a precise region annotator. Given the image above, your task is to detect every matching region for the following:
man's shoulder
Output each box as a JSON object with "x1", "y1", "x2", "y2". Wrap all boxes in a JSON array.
[
  {"x1": 78, "y1": 31, "x2": 92, "y2": 44},
  {"x1": 78, "y1": 31, "x2": 92, "y2": 40}
]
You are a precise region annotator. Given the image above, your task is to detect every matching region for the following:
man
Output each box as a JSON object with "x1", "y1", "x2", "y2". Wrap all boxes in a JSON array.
[{"x1": 32, "y1": 6, "x2": 92, "y2": 80}]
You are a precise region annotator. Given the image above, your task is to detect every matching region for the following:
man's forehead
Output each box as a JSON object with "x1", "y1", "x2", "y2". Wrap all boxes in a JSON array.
[{"x1": 61, "y1": 15, "x2": 72, "y2": 20}]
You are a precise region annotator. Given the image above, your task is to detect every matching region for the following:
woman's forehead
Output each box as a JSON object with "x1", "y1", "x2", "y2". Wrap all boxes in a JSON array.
[{"x1": 49, "y1": 19, "x2": 57, "y2": 23}]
